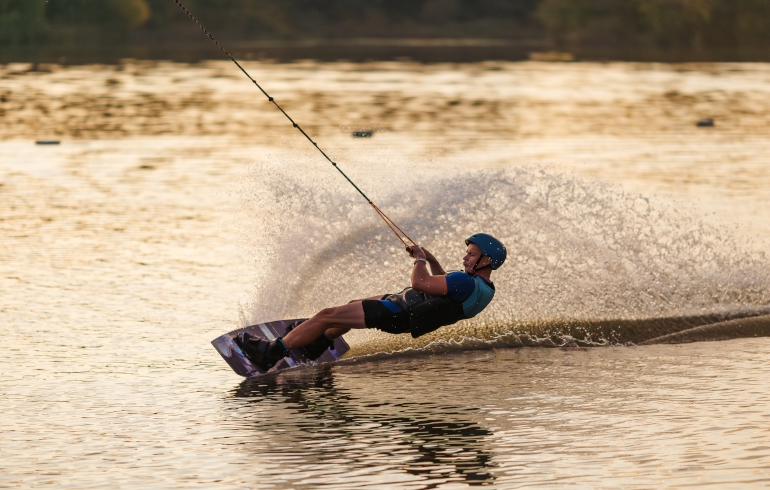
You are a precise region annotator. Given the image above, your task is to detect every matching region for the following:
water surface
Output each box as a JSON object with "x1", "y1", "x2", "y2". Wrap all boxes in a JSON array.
[{"x1": 2, "y1": 60, "x2": 770, "y2": 488}]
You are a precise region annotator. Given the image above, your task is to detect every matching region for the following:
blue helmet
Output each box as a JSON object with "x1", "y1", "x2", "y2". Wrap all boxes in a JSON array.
[{"x1": 465, "y1": 233, "x2": 507, "y2": 270}]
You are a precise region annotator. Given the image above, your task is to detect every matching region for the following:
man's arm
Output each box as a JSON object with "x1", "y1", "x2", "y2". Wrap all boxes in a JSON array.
[
  {"x1": 422, "y1": 248, "x2": 446, "y2": 276},
  {"x1": 409, "y1": 245, "x2": 448, "y2": 296}
]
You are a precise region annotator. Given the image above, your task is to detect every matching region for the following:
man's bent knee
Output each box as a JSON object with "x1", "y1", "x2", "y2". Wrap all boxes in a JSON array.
[{"x1": 317, "y1": 307, "x2": 338, "y2": 319}]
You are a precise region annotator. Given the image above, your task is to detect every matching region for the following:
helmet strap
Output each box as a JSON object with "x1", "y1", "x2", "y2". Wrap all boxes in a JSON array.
[{"x1": 471, "y1": 255, "x2": 492, "y2": 275}]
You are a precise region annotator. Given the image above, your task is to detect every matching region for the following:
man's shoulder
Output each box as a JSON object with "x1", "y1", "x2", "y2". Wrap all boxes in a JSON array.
[
  {"x1": 447, "y1": 271, "x2": 473, "y2": 280},
  {"x1": 445, "y1": 272, "x2": 477, "y2": 302},
  {"x1": 447, "y1": 271, "x2": 490, "y2": 284},
  {"x1": 446, "y1": 271, "x2": 476, "y2": 286}
]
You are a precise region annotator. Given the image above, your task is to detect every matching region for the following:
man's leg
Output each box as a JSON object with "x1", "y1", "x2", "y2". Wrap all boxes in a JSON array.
[
  {"x1": 317, "y1": 295, "x2": 385, "y2": 340},
  {"x1": 324, "y1": 326, "x2": 351, "y2": 339},
  {"x1": 282, "y1": 301, "x2": 366, "y2": 350}
]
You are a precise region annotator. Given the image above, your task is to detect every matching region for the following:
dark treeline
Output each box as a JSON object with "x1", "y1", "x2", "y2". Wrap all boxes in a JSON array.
[{"x1": 2, "y1": 0, "x2": 769, "y2": 60}]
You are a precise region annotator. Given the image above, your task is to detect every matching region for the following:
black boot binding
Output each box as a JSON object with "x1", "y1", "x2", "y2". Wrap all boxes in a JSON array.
[
  {"x1": 302, "y1": 333, "x2": 335, "y2": 361},
  {"x1": 234, "y1": 332, "x2": 289, "y2": 371},
  {"x1": 286, "y1": 320, "x2": 334, "y2": 361}
]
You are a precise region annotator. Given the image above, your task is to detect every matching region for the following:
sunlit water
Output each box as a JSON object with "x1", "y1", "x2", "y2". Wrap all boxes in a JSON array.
[{"x1": 2, "y1": 60, "x2": 770, "y2": 488}]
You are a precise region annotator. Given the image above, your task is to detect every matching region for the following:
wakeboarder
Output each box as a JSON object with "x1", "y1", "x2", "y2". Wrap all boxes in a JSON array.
[{"x1": 235, "y1": 233, "x2": 506, "y2": 370}]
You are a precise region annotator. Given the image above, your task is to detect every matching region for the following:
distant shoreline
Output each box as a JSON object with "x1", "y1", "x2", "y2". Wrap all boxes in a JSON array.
[{"x1": 3, "y1": 38, "x2": 770, "y2": 65}]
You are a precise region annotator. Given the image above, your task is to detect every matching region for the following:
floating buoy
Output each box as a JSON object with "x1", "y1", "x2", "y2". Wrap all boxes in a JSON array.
[
  {"x1": 36, "y1": 140, "x2": 60, "y2": 145},
  {"x1": 696, "y1": 118, "x2": 714, "y2": 127},
  {"x1": 352, "y1": 130, "x2": 374, "y2": 138}
]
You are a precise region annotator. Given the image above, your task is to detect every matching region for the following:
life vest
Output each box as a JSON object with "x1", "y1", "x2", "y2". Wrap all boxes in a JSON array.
[{"x1": 383, "y1": 274, "x2": 495, "y2": 338}]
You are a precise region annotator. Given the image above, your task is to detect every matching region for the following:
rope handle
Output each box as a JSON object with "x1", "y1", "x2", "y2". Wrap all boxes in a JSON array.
[{"x1": 370, "y1": 202, "x2": 417, "y2": 250}]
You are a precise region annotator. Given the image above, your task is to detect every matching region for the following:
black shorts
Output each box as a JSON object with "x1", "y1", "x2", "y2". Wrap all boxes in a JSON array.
[{"x1": 362, "y1": 297, "x2": 410, "y2": 335}]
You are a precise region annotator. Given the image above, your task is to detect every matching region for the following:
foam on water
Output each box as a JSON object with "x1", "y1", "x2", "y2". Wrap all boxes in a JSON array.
[{"x1": 235, "y1": 157, "x2": 770, "y2": 355}]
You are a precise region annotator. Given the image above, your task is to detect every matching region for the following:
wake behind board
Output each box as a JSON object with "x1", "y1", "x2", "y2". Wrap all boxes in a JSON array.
[{"x1": 211, "y1": 319, "x2": 350, "y2": 378}]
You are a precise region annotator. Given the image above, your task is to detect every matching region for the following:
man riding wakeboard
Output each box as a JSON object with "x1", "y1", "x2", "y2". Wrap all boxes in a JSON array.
[{"x1": 235, "y1": 233, "x2": 506, "y2": 370}]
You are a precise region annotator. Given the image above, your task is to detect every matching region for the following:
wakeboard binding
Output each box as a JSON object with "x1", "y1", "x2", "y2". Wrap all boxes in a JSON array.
[
  {"x1": 234, "y1": 332, "x2": 288, "y2": 371},
  {"x1": 303, "y1": 333, "x2": 335, "y2": 360},
  {"x1": 212, "y1": 319, "x2": 350, "y2": 378},
  {"x1": 286, "y1": 320, "x2": 335, "y2": 361}
]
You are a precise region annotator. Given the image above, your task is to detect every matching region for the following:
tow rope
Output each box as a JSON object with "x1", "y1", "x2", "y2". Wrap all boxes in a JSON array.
[{"x1": 172, "y1": 0, "x2": 417, "y2": 251}]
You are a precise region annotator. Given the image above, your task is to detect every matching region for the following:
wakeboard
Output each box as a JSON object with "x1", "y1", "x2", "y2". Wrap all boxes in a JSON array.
[{"x1": 211, "y1": 319, "x2": 350, "y2": 377}]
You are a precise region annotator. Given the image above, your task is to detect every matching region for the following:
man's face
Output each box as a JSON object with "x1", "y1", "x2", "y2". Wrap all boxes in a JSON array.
[{"x1": 463, "y1": 243, "x2": 489, "y2": 273}]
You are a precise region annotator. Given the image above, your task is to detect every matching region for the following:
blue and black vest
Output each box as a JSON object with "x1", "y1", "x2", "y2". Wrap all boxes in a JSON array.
[{"x1": 384, "y1": 275, "x2": 496, "y2": 338}]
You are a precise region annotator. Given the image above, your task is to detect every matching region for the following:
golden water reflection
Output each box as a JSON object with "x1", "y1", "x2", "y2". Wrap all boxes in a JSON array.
[
  {"x1": 233, "y1": 367, "x2": 496, "y2": 487},
  {"x1": 2, "y1": 60, "x2": 770, "y2": 488}
]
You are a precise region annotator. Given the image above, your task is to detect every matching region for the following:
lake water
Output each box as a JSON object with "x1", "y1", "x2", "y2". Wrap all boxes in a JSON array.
[{"x1": 2, "y1": 60, "x2": 770, "y2": 488}]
